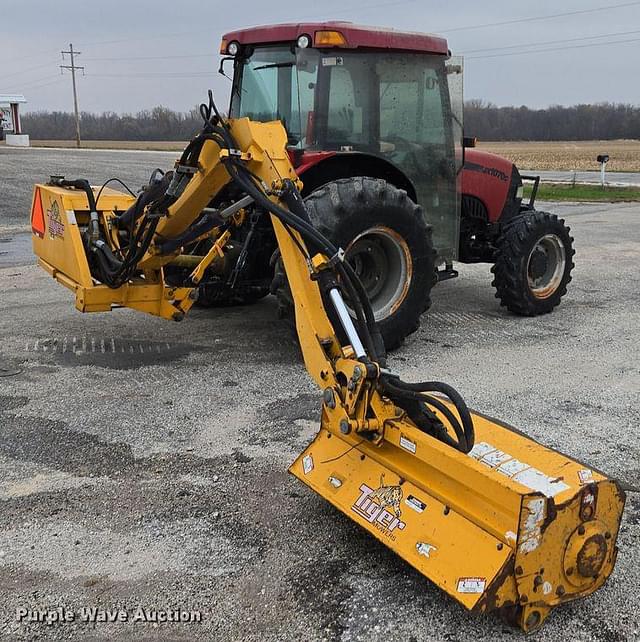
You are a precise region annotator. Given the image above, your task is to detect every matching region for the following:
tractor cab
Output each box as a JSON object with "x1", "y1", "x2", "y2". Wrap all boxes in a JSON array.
[
  {"x1": 223, "y1": 23, "x2": 463, "y2": 262},
  {"x1": 219, "y1": 23, "x2": 574, "y2": 349}
]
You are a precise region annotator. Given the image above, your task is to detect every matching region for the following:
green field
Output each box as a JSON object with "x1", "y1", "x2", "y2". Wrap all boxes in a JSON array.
[{"x1": 527, "y1": 182, "x2": 640, "y2": 202}]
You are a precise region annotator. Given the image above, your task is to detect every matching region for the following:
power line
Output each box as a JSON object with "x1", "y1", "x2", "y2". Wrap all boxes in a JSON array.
[
  {"x1": 7, "y1": 2, "x2": 638, "y2": 81},
  {"x1": 466, "y1": 35, "x2": 640, "y2": 60},
  {"x1": 87, "y1": 71, "x2": 215, "y2": 78},
  {"x1": 79, "y1": 19, "x2": 640, "y2": 64},
  {"x1": 76, "y1": 31, "x2": 197, "y2": 49},
  {"x1": 0, "y1": 61, "x2": 58, "y2": 82},
  {"x1": 24, "y1": 77, "x2": 65, "y2": 90},
  {"x1": 60, "y1": 44, "x2": 84, "y2": 148},
  {"x1": 440, "y1": 1, "x2": 640, "y2": 33},
  {"x1": 0, "y1": 48, "x2": 59, "y2": 67},
  {"x1": 83, "y1": 53, "x2": 215, "y2": 62},
  {"x1": 2, "y1": 74, "x2": 58, "y2": 90},
  {"x1": 4, "y1": 3, "x2": 639, "y2": 103},
  {"x1": 462, "y1": 28, "x2": 640, "y2": 54},
  {"x1": 302, "y1": 0, "x2": 418, "y2": 17},
  {"x1": 87, "y1": 71, "x2": 216, "y2": 80},
  {"x1": 77, "y1": 1, "x2": 640, "y2": 49},
  {"x1": 4, "y1": 77, "x2": 66, "y2": 93}
]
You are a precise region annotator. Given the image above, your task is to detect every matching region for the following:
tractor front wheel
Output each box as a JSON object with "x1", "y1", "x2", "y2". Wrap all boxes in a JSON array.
[{"x1": 491, "y1": 210, "x2": 575, "y2": 315}]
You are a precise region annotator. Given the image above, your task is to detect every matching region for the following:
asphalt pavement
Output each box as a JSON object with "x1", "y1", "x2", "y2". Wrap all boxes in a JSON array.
[
  {"x1": 0, "y1": 147, "x2": 639, "y2": 641},
  {"x1": 0, "y1": 146, "x2": 176, "y2": 232}
]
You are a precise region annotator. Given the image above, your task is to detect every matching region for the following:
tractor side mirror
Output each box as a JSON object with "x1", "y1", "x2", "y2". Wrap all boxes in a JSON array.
[
  {"x1": 597, "y1": 154, "x2": 609, "y2": 164},
  {"x1": 218, "y1": 57, "x2": 234, "y2": 81}
]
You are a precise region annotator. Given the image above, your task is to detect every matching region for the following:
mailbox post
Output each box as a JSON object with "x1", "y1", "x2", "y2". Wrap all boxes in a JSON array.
[{"x1": 597, "y1": 154, "x2": 609, "y2": 188}]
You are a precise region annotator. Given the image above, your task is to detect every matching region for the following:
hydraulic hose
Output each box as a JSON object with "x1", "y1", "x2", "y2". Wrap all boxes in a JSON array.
[
  {"x1": 380, "y1": 375, "x2": 475, "y2": 453},
  {"x1": 209, "y1": 116, "x2": 474, "y2": 452},
  {"x1": 48, "y1": 177, "x2": 97, "y2": 212},
  {"x1": 220, "y1": 155, "x2": 381, "y2": 361},
  {"x1": 278, "y1": 183, "x2": 385, "y2": 358}
]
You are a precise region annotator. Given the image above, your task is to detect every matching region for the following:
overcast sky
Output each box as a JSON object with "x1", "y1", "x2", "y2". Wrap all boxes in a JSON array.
[{"x1": 2, "y1": 0, "x2": 639, "y2": 114}]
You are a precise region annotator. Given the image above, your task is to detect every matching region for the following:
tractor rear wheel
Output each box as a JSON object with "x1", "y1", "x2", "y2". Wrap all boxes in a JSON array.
[
  {"x1": 272, "y1": 177, "x2": 436, "y2": 350},
  {"x1": 491, "y1": 210, "x2": 575, "y2": 315}
]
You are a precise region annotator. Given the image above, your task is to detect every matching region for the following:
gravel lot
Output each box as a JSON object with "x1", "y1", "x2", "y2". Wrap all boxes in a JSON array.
[{"x1": 0, "y1": 147, "x2": 638, "y2": 641}]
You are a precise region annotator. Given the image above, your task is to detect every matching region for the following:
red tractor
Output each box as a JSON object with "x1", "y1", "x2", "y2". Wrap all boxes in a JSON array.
[{"x1": 196, "y1": 22, "x2": 575, "y2": 349}]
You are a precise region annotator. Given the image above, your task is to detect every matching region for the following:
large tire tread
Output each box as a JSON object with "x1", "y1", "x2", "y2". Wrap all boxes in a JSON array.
[
  {"x1": 273, "y1": 177, "x2": 436, "y2": 351},
  {"x1": 491, "y1": 210, "x2": 575, "y2": 316}
]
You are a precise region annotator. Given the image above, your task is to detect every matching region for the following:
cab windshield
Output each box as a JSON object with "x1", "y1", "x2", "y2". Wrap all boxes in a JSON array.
[
  {"x1": 230, "y1": 45, "x2": 460, "y2": 259},
  {"x1": 231, "y1": 46, "x2": 451, "y2": 150}
]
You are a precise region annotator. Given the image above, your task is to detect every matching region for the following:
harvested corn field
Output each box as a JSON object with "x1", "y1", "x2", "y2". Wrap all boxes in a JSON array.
[{"x1": 479, "y1": 140, "x2": 640, "y2": 172}]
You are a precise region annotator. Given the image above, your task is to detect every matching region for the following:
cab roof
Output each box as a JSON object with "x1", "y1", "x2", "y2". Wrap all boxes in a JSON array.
[{"x1": 221, "y1": 21, "x2": 449, "y2": 55}]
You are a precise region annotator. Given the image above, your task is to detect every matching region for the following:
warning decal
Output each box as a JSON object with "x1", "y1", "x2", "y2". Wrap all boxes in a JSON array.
[{"x1": 457, "y1": 577, "x2": 486, "y2": 594}]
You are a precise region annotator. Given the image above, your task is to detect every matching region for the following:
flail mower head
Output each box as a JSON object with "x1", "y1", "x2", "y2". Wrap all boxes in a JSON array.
[{"x1": 291, "y1": 401, "x2": 626, "y2": 632}]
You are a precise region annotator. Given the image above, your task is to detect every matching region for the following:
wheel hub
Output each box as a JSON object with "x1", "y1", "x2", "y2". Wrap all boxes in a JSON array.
[
  {"x1": 526, "y1": 234, "x2": 567, "y2": 300},
  {"x1": 349, "y1": 239, "x2": 389, "y2": 301},
  {"x1": 563, "y1": 521, "x2": 610, "y2": 589},
  {"x1": 346, "y1": 226, "x2": 412, "y2": 321},
  {"x1": 528, "y1": 248, "x2": 549, "y2": 280}
]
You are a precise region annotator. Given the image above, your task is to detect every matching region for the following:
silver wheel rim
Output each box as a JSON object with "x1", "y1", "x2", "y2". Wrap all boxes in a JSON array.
[
  {"x1": 345, "y1": 226, "x2": 412, "y2": 321},
  {"x1": 527, "y1": 233, "x2": 566, "y2": 299}
]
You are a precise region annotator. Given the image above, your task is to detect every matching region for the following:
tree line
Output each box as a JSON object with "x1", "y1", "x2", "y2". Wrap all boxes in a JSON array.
[
  {"x1": 21, "y1": 106, "x2": 204, "y2": 141},
  {"x1": 20, "y1": 102, "x2": 640, "y2": 141},
  {"x1": 464, "y1": 101, "x2": 640, "y2": 141}
]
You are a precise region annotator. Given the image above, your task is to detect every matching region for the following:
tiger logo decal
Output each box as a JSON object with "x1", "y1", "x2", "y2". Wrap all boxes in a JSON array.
[{"x1": 368, "y1": 474, "x2": 403, "y2": 518}]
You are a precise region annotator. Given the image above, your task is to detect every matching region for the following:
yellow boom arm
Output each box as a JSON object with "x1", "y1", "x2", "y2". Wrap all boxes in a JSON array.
[{"x1": 30, "y1": 115, "x2": 627, "y2": 633}]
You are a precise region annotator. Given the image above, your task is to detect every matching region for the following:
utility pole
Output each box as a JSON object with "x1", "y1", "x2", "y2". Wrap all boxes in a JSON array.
[{"x1": 60, "y1": 44, "x2": 84, "y2": 148}]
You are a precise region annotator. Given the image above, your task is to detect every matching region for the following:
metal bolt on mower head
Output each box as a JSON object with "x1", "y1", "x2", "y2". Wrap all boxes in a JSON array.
[{"x1": 29, "y1": 91, "x2": 630, "y2": 634}]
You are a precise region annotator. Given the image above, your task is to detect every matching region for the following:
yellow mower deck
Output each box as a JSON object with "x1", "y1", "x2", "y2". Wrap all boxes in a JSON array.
[{"x1": 291, "y1": 404, "x2": 625, "y2": 632}]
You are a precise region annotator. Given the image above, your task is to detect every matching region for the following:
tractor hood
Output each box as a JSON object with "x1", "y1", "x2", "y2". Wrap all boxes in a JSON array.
[{"x1": 462, "y1": 148, "x2": 520, "y2": 224}]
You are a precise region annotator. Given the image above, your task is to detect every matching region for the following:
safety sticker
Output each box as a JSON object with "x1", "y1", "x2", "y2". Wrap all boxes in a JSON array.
[
  {"x1": 399, "y1": 435, "x2": 417, "y2": 454},
  {"x1": 416, "y1": 542, "x2": 437, "y2": 558},
  {"x1": 302, "y1": 454, "x2": 314, "y2": 475},
  {"x1": 578, "y1": 469, "x2": 594, "y2": 485},
  {"x1": 497, "y1": 459, "x2": 529, "y2": 477},
  {"x1": 322, "y1": 56, "x2": 344, "y2": 66},
  {"x1": 468, "y1": 442, "x2": 496, "y2": 460},
  {"x1": 457, "y1": 577, "x2": 486, "y2": 594},
  {"x1": 405, "y1": 495, "x2": 426, "y2": 513},
  {"x1": 468, "y1": 442, "x2": 570, "y2": 498},
  {"x1": 47, "y1": 201, "x2": 65, "y2": 239},
  {"x1": 513, "y1": 468, "x2": 569, "y2": 498},
  {"x1": 481, "y1": 449, "x2": 512, "y2": 468}
]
